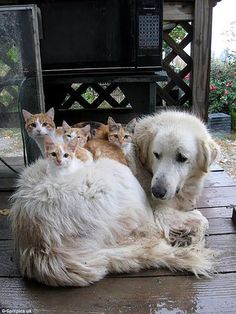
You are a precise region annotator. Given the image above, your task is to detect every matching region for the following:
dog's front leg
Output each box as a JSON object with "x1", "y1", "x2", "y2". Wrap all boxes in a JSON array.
[{"x1": 153, "y1": 207, "x2": 209, "y2": 247}]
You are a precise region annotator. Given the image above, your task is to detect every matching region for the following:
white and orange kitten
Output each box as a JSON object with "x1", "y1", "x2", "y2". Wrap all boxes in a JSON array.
[
  {"x1": 22, "y1": 108, "x2": 56, "y2": 156},
  {"x1": 107, "y1": 117, "x2": 136, "y2": 154},
  {"x1": 107, "y1": 117, "x2": 151, "y2": 193},
  {"x1": 44, "y1": 136, "x2": 92, "y2": 177},
  {"x1": 62, "y1": 120, "x2": 91, "y2": 147},
  {"x1": 107, "y1": 117, "x2": 137, "y2": 174}
]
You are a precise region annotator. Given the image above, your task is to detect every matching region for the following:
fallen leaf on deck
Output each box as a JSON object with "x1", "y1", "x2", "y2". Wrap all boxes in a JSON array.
[{"x1": 0, "y1": 208, "x2": 10, "y2": 216}]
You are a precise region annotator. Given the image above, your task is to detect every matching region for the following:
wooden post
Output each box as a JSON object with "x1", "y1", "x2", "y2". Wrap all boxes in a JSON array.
[{"x1": 191, "y1": 0, "x2": 214, "y2": 121}]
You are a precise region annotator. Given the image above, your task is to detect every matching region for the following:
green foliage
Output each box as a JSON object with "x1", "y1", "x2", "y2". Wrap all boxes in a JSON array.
[
  {"x1": 82, "y1": 87, "x2": 97, "y2": 104},
  {"x1": 169, "y1": 25, "x2": 186, "y2": 43},
  {"x1": 7, "y1": 46, "x2": 19, "y2": 63},
  {"x1": 209, "y1": 58, "x2": 236, "y2": 114},
  {"x1": 163, "y1": 24, "x2": 187, "y2": 54}
]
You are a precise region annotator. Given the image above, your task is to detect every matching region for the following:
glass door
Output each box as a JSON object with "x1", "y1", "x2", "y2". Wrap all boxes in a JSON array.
[{"x1": 0, "y1": 5, "x2": 44, "y2": 171}]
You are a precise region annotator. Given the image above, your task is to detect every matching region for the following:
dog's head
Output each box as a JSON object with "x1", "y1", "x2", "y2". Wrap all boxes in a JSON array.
[{"x1": 135, "y1": 112, "x2": 219, "y2": 201}]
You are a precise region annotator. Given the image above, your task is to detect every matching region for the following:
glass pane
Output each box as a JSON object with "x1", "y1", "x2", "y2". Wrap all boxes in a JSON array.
[{"x1": 0, "y1": 5, "x2": 44, "y2": 167}]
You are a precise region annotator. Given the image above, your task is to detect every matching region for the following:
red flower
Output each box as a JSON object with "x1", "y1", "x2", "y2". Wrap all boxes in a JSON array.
[
  {"x1": 185, "y1": 73, "x2": 190, "y2": 80},
  {"x1": 226, "y1": 81, "x2": 233, "y2": 87},
  {"x1": 210, "y1": 85, "x2": 217, "y2": 91}
]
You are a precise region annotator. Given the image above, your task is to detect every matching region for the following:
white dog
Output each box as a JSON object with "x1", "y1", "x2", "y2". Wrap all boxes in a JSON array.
[
  {"x1": 10, "y1": 157, "x2": 215, "y2": 286},
  {"x1": 134, "y1": 111, "x2": 220, "y2": 246}
]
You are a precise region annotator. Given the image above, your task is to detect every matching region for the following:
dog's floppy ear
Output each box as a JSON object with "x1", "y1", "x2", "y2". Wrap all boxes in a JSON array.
[
  {"x1": 135, "y1": 128, "x2": 155, "y2": 165},
  {"x1": 134, "y1": 115, "x2": 158, "y2": 165},
  {"x1": 198, "y1": 139, "x2": 220, "y2": 173}
]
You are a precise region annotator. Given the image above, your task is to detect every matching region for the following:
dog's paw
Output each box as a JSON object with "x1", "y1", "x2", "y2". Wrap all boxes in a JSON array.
[{"x1": 169, "y1": 227, "x2": 194, "y2": 247}]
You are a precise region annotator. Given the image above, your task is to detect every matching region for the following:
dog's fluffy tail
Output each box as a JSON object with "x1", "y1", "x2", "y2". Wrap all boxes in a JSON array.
[
  {"x1": 19, "y1": 246, "x2": 109, "y2": 287},
  {"x1": 105, "y1": 237, "x2": 216, "y2": 278},
  {"x1": 18, "y1": 236, "x2": 216, "y2": 286}
]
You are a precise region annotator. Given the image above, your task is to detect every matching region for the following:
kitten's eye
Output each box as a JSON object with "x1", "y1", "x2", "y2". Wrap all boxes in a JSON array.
[
  {"x1": 31, "y1": 123, "x2": 36, "y2": 128},
  {"x1": 67, "y1": 134, "x2": 71, "y2": 138},
  {"x1": 77, "y1": 136, "x2": 81, "y2": 139},
  {"x1": 176, "y1": 153, "x2": 188, "y2": 163},
  {"x1": 153, "y1": 152, "x2": 161, "y2": 160},
  {"x1": 124, "y1": 135, "x2": 129, "y2": 139},
  {"x1": 63, "y1": 153, "x2": 69, "y2": 158},
  {"x1": 42, "y1": 123, "x2": 47, "y2": 127},
  {"x1": 51, "y1": 152, "x2": 57, "y2": 157},
  {"x1": 114, "y1": 134, "x2": 118, "y2": 138}
]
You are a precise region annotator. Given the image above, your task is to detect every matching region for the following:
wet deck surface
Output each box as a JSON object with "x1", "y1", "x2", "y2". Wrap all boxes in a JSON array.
[{"x1": 0, "y1": 158, "x2": 236, "y2": 313}]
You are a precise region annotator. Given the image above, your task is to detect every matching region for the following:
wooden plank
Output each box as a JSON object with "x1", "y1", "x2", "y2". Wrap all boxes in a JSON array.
[
  {"x1": 204, "y1": 171, "x2": 236, "y2": 188},
  {"x1": 191, "y1": 0, "x2": 213, "y2": 120},
  {"x1": 208, "y1": 218, "x2": 236, "y2": 235},
  {"x1": 0, "y1": 215, "x2": 12, "y2": 240},
  {"x1": 0, "y1": 192, "x2": 13, "y2": 240},
  {"x1": 1, "y1": 233, "x2": 235, "y2": 279},
  {"x1": 0, "y1": 191, "x2": 12, "y2": 209},
  {"x1": 197, "y1": 186, "x2": 236, "y2": 208},
  {"x1": 0, "y1": 177, "x2": 18, "y2": 190},
  {"x1": 207, "y1": 234, "x2": 236, "y2": 273},
  {"x1": 164, "y1": 3, "x2": 194, "y2": 21},
  {"x1": 0, "y1": 273, "x2": 235, "y2": 313},
  {"x1": 200, "y1": 206, "x2": 233, "y2": 219},
  {"x1": 0, "y1": 240, "x2": 20, "y2": 278}
]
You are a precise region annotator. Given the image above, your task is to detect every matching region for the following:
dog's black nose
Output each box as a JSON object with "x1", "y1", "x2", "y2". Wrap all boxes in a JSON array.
[{"x1": 151, "y1": 185, "x2": 167, "y2": 199}]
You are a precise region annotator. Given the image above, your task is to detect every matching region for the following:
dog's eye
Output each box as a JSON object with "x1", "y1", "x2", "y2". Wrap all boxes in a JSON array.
[
  {"x1": 176, "y1": 153, "x2": 188, "y2": 163},
  {"x1": 153, "y1": 152, "x2": 161, "y2": 160}
]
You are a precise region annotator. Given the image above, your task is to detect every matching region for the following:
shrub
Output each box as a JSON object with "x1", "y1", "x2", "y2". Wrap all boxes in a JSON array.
[{"x1": 209, "y1": 57, "x2": 236, "y2": 114}]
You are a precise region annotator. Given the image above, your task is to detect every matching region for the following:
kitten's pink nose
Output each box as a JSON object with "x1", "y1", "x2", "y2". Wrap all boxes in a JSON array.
[
  {"x1": 56, "y1": 160, "x2": 62, "y2": 165},
  {"x1": 36, "y1": 129, "x2": 41, "y2": 134}
]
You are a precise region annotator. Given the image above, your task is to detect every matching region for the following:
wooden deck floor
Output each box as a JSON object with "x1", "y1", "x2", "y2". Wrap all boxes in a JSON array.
[{"x1": 0, "y1": 159, "x2": 236, "y2": 313}]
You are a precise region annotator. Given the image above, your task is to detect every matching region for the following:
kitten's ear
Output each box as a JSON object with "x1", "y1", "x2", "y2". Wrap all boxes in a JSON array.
[
  {"x1": 62, "y1": 120, "x2": 71, "y2": 130},
  {"x1": 68, "y1": 138, "x2": 78, "y2": 152},
  {"x1": 107, "y1": 116, "x2": 116, "y2": 124},
  {"x1": 81, "y1": 124, "x2": 91, "y2": 136},
  {"x1": 126, "y1": 118, "x2": 137, "y2": 133},
  {"x1": 46, "y1": 107, "x2": 55, "y2": 120},
  {"x1": 22, "y1": 109, "x2": 32, "y2": 122},
  {"x1": 108, "y1": 116, "x2": 118, "y2": 132},
  {"x1": 44, "y1": 135, "x2": 55, "y2": 153}
]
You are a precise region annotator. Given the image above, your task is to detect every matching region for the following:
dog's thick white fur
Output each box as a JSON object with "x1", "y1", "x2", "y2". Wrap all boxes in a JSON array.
[
  {"x1": 134, "y1": 111, "x2": 220, "y2": 246},
  {"x1": 10, "y1": 158, "x2": 216, "y2": 286}
]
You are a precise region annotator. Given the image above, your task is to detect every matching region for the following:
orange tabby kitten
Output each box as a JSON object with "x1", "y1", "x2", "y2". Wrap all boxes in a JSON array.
[
  {"x1": 85, "y1": 139, "x2": 127, "y2": 165},
  {"x1": 107, "y1": 117, "x2": 136, "y2": 155},
  {"x1": 62, "y1": 121, "x2": 91, "y2": 147},
  {"x1": 22, "y1": 108, "x2": 56, "y2": 156},
  {"x1": 73, "y1": 121, "x2": 108, "y2": 139},
  {"x1": 44, "y1": 136, "x2": 93, "y2": 177},
  {"x1": 107, "y1": 117, "x2": 137, "y2": 174}
]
